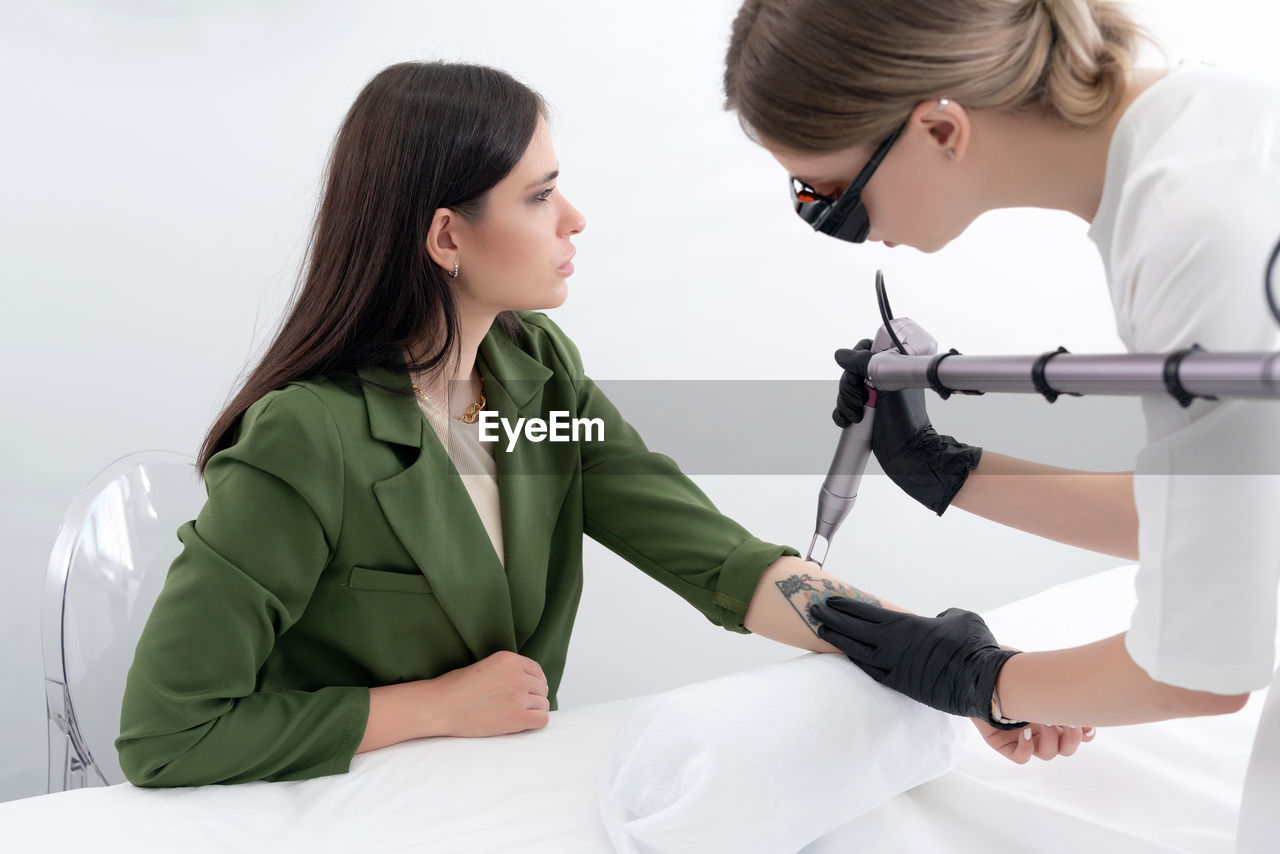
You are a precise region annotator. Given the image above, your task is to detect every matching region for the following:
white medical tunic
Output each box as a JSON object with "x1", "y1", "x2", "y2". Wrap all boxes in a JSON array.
[{"x1": 1086, "y1": 62, "x2": 1280, "y2": 854}]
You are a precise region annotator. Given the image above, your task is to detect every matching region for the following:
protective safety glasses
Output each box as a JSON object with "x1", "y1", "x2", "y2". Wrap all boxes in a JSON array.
[{"x1": 790, "y1": 121, "x2": 907, "y2": 244}]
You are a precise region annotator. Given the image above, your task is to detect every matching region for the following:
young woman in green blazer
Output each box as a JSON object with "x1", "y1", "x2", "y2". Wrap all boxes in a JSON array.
[{"x1": 117, "y1": 62, "x2": 1083, "y2": 787}]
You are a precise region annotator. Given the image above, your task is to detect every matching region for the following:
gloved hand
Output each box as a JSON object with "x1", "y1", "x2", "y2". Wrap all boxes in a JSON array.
[
  {"x1": 809, "y1": 597, "x2": 1026, "y2": 730},
  {"x1": 833, "y1": 342, "x2": 982, "y2": 516}
]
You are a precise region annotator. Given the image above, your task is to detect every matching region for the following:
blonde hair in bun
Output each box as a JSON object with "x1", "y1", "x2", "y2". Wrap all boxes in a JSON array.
[{"x1": 724, "y1": 0, "x2": 1154, "y2": 152}]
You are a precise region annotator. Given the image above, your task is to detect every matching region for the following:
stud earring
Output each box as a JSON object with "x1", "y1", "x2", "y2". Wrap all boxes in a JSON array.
[
  {"x1": 937, "y1": 98, "x2": 950, "y2": 111},
  {"x1": 946, "y1": 149, "x2": 955, "y2": 160}
]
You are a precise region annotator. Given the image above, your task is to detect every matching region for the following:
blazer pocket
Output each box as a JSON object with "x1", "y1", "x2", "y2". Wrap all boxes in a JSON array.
[{"x1": 346, "y1": 566, "x2": 433, "y2": 595}]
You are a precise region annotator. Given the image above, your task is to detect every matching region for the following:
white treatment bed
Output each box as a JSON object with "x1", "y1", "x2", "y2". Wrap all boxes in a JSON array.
[{"x1": 1, "y1": 565, "x2": 1270, "y2": 854}]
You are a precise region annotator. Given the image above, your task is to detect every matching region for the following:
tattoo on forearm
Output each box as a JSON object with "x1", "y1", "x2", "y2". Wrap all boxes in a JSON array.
[{"x1": 776, "y1": 573, "x2": 882, "y2": 638}]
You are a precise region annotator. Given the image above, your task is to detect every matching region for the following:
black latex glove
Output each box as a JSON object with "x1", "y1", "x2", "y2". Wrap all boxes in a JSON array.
[
  {"x1": 832, "y1": 343, "x2": 982, "y2": 516},
  {"x1": 833, "y1": 339, "x2": 877, "y2": 427},
  {"x1": 809, "y1": 598, "x2": 1026, "y2": 730}
]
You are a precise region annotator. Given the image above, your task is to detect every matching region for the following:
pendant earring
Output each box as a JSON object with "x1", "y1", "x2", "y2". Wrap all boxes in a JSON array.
[{"x1": 449, "y1": 261, "x2": 459, "y2": 279}]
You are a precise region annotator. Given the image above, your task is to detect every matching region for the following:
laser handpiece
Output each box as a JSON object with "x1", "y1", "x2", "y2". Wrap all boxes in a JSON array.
[{"x1": 805, "y1": 316, "x2": 938, "y2": 567}]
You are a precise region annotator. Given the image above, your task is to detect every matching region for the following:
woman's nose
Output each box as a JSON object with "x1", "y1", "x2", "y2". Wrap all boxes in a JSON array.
[{"x1": 562, "y1": 199, "x2": 586, "y2": 236}]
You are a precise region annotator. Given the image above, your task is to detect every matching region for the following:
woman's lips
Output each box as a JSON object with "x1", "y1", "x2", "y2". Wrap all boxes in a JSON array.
[{"x1": 557, "y1": 249, "x2": 576, "y2": 275}]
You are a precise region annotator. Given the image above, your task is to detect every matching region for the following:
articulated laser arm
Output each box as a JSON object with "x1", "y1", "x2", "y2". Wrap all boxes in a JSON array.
[{"x1": 807, "y1": 270, "x2": 1280, "y2": 567}]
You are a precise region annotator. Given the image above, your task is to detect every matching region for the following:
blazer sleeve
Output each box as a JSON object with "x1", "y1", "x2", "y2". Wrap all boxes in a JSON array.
[
  {"x1": 521, "y1": 313, "x2": 800, "y2": 633},
  {"x1": 116, "y1": 385, "x2": 369, "y2": 786}
]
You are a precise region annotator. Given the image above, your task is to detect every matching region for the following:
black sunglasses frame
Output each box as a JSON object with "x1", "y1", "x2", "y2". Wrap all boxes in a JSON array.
[{"x1": 790, "y1": 121, "x2": 907, "y2": 244}]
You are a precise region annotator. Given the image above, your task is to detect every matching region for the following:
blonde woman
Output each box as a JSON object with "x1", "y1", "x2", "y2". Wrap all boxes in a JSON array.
[{"x1": 724, "y1": 1, "x2": 1280, "y2": 848}]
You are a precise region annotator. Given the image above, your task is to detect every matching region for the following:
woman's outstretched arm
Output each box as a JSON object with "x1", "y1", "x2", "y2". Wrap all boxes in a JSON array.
[
  {"x1": 744, "y1": 555, "x2": 1093, "y2": 763},
  {"x1": 950, "y1": 451, "x2": 1139, "y2": 560},
  {"x1": 996, "y1": 634, "x2": 1249, "y2": 726},
  {"x1": 743, "y1": 555, "x2": 906, "y2": 652}
]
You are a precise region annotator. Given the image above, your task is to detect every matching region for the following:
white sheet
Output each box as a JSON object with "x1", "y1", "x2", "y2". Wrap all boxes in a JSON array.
[
  {"x1": 0, "y1": 565, "x2": 1268, "y2": 854},
  {"x1": 599, "y1": 653, "x2": 969, "y2": 854},
  {"x1": 808, "y1": 565, "x2": 1269, "y2": 854},
  {"x1": 0, "y1": 698, "x2": 631, "y2": 854}
]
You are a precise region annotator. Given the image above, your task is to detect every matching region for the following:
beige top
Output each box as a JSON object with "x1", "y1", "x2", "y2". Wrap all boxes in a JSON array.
[{"x1": 415, "y1": 394, "x2": 505, "y2": 568}]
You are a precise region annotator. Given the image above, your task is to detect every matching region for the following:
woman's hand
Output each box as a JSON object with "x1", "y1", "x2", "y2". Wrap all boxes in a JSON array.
[
  {"x1": 359, "y1": 650, "x2": 550, "y2": 754},
  {"x1": 832, "y1": 341, "x2": 981, "y2": 516},
  {"x1": 430, "y1": 650, "x2": 551, "y2": 737},
  {"x1": 971, "y1": 718, "x2": 1095, "y2": 764},
  {"x1": 832, "y1": 339, "x2": 877, "y2": 426},
  {"x1": 810, "y1": 598, "x2": 1022, "y2": 728}
]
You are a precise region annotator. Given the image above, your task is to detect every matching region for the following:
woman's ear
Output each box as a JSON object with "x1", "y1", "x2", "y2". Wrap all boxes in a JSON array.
[
  {"x1": 425, "y1": 208, "x2": 460, "y2": 274},
  {"x1": 914, "y1": 99, "x2": 971, "y2": 162}
]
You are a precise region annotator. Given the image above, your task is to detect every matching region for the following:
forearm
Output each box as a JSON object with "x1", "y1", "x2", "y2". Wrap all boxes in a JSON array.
[
  {"x1": 995, "y1": 633, "x2": 1249, "y2": 726},
  {"x1": 951, "y1": 451, "x2": 1139, "y2": 559},
  {"x1": 743, "y1": 555, "x2": 907, "y2": 652},
  {"x1": 357, "y1": 681, "x2": 450, "y2": 754}
]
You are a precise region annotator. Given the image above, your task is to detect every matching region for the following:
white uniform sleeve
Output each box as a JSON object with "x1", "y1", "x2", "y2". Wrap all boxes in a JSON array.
[{"x1": 1117, "y1": 158, "x2": 1280, "y2": 694}]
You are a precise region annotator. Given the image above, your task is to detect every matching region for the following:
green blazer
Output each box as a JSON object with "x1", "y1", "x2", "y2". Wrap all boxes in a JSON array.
[{"x1": 117, "y1": 312, "x2": 797, "y2": 786}]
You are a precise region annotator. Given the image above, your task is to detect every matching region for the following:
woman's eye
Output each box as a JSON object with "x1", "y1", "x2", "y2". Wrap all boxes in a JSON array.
[{"x1": 536, "y1": 187, "x2": 555, "y2": 202}]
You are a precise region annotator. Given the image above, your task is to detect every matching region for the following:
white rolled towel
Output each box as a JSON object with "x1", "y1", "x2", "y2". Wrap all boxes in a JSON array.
[{"x1": 598, "y1": 652, "x2": 971, "y2": 854}]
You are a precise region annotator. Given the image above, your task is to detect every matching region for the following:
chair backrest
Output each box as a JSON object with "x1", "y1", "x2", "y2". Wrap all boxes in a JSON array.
[{"x1": 42, "y1": 451, "x2": 206, "y2": 791}]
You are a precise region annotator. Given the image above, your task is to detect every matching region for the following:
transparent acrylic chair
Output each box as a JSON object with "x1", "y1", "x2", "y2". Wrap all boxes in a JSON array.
[{"x1": 42, "y1": 451, "x2": 205, "y2": 791}]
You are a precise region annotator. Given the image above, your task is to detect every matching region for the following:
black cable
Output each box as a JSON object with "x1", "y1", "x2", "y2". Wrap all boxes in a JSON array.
[{"x1": 875, "y1": 269, "x2": 907, "y2": 354}]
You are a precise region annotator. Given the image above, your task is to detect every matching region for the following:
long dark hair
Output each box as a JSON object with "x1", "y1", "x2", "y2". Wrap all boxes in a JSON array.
[{"x1": 198, "y1": 62, "x2": 545, "y2": 473}]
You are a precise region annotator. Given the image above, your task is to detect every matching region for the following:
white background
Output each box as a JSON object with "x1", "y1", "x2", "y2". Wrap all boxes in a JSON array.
[{"x1": 2, "y1": 0, "x2": 1276, "y2": 802}]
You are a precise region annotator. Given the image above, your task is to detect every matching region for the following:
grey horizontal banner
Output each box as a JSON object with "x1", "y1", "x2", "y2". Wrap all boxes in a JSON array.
[
  {"x1": 593, "y1": 380, "x2": 1147, "y2": 475},
  {"x1": 444, "y1": 379, "x2": 1280, "y2": 476}
]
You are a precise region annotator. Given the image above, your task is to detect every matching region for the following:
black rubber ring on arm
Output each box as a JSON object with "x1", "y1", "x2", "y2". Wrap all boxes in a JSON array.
[
  {"x1": 926, "y1": 349, "x2": 959, "y2": 400},
  {"x1": 1163, "y1": 344, "x2": 1216, "y2": 408},
  {"x1": 1031, "y1": 346, "x2": 1074, "y2": 404},
  {"x1": 926, "y1": 349, "x2": 985, "y2": 400}
]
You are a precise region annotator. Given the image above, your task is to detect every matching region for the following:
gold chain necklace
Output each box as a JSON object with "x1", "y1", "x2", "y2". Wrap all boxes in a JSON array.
[{"x1": 412, "y1": 378, "x2": 487, "y2": 424}]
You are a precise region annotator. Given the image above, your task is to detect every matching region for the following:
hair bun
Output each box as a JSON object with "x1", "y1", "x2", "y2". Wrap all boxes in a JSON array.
[
  {"x1": 724, "y1": 0, "x2": 1151, "y2": 155},
  {"x1": 1033, "y1": 0, "x2": 1137, "y2": 126}
]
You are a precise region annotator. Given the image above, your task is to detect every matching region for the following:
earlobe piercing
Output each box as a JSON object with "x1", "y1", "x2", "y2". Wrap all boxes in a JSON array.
[
  {"x1": 946, "y1": 149, "x2": 955, "y2": 160},
  {"x1": 449, "y1": 260, "x2": 459, "y2": 279}
]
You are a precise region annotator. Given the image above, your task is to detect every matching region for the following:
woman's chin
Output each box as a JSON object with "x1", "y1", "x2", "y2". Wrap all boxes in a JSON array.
[
  {"x1": 513, "y1": 283, "x2": 569, "y2": 313},
  {"x1": 543, "y1": 282, "x2": 570, "y2": 309},
  {"x1": 916, "y1": 236, "x2": 954, "y2": 254},
  {"x1": 882, "y1": 232, "x2": 952, "y2": 254}
]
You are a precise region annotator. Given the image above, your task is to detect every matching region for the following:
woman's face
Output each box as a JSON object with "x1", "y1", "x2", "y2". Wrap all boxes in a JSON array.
[
  {"x1": 445, "y1": 117, "x2": 586, "y2": 316},
  {"x1": 764, "y1": 109, "x2": 976, "y2": 254}
]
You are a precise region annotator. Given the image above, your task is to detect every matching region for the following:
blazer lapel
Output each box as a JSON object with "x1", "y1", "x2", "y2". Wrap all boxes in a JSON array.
[
  {"x1": 358, "y1": 365, "x2": 518, "y2": 661},
  {"x1": 478, "y1": 329, "x2": 577, "y2": 647}
]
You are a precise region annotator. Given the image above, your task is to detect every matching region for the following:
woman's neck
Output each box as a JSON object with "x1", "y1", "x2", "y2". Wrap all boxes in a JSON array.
[
  {"x1": 971, "y1": 68, "x2": 1168, "y2": 223},
  {"x1": 408, "y1": 306, "x2": 495, "y2": 411},
  {"x1": 451, "y1": 309, "x2": 491, "y2": 384}
]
